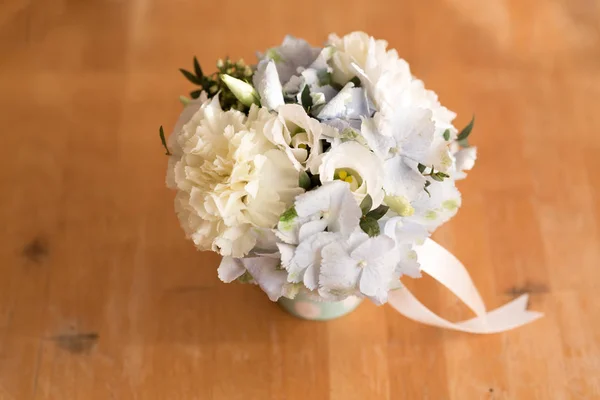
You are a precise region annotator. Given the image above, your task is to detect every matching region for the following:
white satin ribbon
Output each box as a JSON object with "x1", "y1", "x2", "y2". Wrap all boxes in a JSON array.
[{"x1": 388, "y1": 239, "x2": 543, "y2": 334}]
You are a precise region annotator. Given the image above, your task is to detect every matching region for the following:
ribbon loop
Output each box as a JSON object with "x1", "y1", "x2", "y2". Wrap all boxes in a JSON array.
[{"x1": 388, "y1": 239, "x2": 543, "y2": 334}]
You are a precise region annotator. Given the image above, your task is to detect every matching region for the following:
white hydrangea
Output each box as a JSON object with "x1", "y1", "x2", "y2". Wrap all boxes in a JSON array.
[
  {"x1": 167, "y1": 96, "x2": 303, "y2": 257},
  {"x1": 218, "y1": 181, "x2": 419, "y2": 304}
]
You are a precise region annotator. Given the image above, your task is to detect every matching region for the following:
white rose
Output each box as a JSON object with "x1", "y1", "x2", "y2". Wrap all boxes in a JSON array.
[
  {"x1": 167, "y1": 96, "x2": 303, "y2": 257},
  {"x1": 318, "y1": 141, "x2": 385, "y2": 207}
]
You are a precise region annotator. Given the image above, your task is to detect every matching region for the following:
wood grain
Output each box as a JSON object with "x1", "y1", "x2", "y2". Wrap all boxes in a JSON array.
[{"x1": 1, "y1": 0, "x2": 599, "y2": 398}]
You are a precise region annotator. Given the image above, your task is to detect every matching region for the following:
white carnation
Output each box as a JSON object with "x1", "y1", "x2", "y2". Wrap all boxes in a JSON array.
[{"x1": 167, "y1": 96, "x2": 303, "y2": 257}]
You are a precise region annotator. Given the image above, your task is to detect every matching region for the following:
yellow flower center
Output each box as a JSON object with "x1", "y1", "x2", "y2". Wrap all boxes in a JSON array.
[{"x1": 334, "y1": 168, "x2": 362, "y2": 191}]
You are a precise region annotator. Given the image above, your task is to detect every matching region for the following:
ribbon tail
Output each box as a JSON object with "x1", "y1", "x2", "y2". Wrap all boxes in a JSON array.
[
  {"x1": 416, "y1": 239, "x2": 487, "y2": 317},
  {"x1": 388, "y1": 289, "x2": 543, "y2": 334},
  {"x1": 387, "y1": 239, "x2": 543, "y2": 334}
]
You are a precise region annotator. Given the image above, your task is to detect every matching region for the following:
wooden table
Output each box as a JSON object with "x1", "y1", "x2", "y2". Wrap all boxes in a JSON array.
[{"x1": 1, "y1": 1, "x2": 599, "y2": 398}]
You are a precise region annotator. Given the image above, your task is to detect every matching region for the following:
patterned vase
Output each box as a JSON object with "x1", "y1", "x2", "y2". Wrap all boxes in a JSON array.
[{"x1": 277, "y1": 292, "x2": 363, "y2": 321}]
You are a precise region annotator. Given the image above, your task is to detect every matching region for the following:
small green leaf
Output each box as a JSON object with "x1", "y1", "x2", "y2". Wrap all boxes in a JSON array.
[
  {"x1": 366, "y1": 204, "x2": 389, "y2": 220},
  {"x1": 179, "y1": 95, "x2": 191, "y2": 106},
  {"x1": 417, "y1": 163, "x2": 426, "y2": 173},
  {"x1": 443, "y1": 129, "x2": 450, "y2": 141},
  {"x1": 193, "y1": 56, "x2": 203, "y2": 78},
  {"x1": 430, "y1": 171, "x2": 449, "y2": 182},
  {"x1": 310, "y1": 173, "x2": 322, "y2": 188},
  {"x1": 360, "y1": 217, "x2": 380, "y2": 237},
  {"x1": 317, "y1": 70, "x2": 332, "y2": 86},
  {"x1": 457, "y1": 116, "x2": 475, "y2": 147},
  {"x1": 360, "y1": 194, "x2": 373, "y2": 215},
  {"x1": 159, "y1": 126, "x2": 171, "y2": 156},
  {"x1": 237, "y1": 271, "x2": 254, "y2": 284},
  {"x1": 190, "y1": 89, "x2": 203, "y2": 99},
  {"x1": 299, "y1": 171, "x2": 311, "y2": 190},
  {"x1": 279, "y1": 207, "x2": 298, "y2": 223},
  {"x1": 301, "y1": 85, "x2": 313, "y2": 111},
  {"x1": 179, "y1": 68, "x2": 203, "y2": 86}
]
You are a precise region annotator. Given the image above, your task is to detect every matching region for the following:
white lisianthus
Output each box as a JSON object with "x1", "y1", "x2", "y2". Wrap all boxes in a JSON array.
[
  {"x1": 257, "y1": 104, "x2": 334, "y2": 172},
  {"x1": 318, "y1": 141, "x2": 385, "y2": 207},
  {"x1": 327, "y1": 31, "x2": 391, "y2": 85},
  {"x1": 167, "y1": 96, "x2": 303, "y2": 257}
]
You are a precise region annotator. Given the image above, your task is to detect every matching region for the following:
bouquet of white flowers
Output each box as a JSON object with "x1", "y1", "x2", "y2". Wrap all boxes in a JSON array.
[
  {"x1": 162, "y1": 32, "x2": 541, "y2": 331},
  {"x1": 163, "y1": 31, "x2": 478, "y2": 306}
]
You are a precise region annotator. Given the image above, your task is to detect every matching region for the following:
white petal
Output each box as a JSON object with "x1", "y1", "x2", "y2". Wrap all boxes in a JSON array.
[
  {"x1": 294, "y1": 180, "x2": 346, "y2": 217},
  {"x1": 351, "y1": 235, "x2": 394, "y2": 262},
  {"x1": 303, "y1": 263, "x2": 319, "y2": 290},
  {"x1": 383, "y1": 156, "x2": 426, "y2": 200},
  {"x1": 241, "y1": 256, "x2": 287, "y2": 301},
  {"x1": 360, "y1": 117, "x2": 395, "y2": 159},
  {"x1": 290, "y1": 232, "x2": 340, "y2": 286},
  {"x1": 455, "y1": 147, "x2": 477, "y2": 172},
  {"x1": 277, "y1": 242, "x2": 296, "y2": 269},
  {"x1": 319, "y1": 241, "x2": 361, "y2": 291},
  {"x1": 254, "y1": 60, "x2": 285, "y2": 110},
  {"x1": 360, "y1": 261, "x2": 394, "y2": 305},
  {"x1": 327, "y1": 182, "x2": 362, "y2": 236},
  {"x1": 217, "y1": 257, "x2": 246, "y2": 283},
  {"x1": 383, "y1": 107, "x2": 435, "y2": 163},
  {"x1": 317, "y1": 83, "x2": 370, "y2": 120},
  {"x1": 298, "y1": 219, "x2": 328, "y2": 241}
]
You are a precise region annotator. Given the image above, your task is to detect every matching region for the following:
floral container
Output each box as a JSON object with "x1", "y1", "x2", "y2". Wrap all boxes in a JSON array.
[{"x1": 278, "y1": 292, "x2": 363, "y2": 321}]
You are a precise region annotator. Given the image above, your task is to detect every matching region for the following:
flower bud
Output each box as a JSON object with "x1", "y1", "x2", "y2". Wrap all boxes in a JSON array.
[{"x1": 220, "y1": 74, "x2": 259, "y2": 107}]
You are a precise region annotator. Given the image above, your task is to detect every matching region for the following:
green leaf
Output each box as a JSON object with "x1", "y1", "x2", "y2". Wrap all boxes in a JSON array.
[
  {"x1": 301, "y1": 85, "x2": 313, "y2": 111},
  {"x1": 424, "y1": 180, "x2": 431, "y2": 197},
  {"x1": 190, "y1": 89, "x2": 203, "y2": 99},
  {"x1": 310, "y1": 173, "x2": 322, "y2": 188},
  {"x1": 457, "y1": 116, "x2": 475, "y2": 147},
  {"x1": 179, "y1": 68, "x2": 203, "y2": 86},
  {"x1": 360, "y1": 217, "x2": 380, "y2": 237},
  {"x1": 443, "y1": 129, "x2": 450, "y2": 141},
  {"x1": 366, "y1": 204, "x2": 389, "y2": 220},
  {"x1": 430, "y1": 171, "x2": 449, "y2": 182},
  {"x1": 299, "y1": 171, "x2": 311, "y2": 190},
  {"x1": 279, "y1": 207, "x2": 297, "y2": 223},
  {"x1": 179, "y1": 95, "x2": 191, "y2": 106},
  {"x1": 237, "y1": 271, "x2": 254, "y2": 284},
  {"x1": 317, "y1": 70, "x2": 332, "y2": 86},
  {"x1": 159, "y1": 126, "x2": 171, "y2": 156},
  {"x1": 417, "y1": 163, "x2": 426, "y2": 173},
  {"x1": 193, "y1": 56, "x2": 203, "y2": 78},
  {"x1": 360, "y1": 194, "x2": 373, "y2": 215}
]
